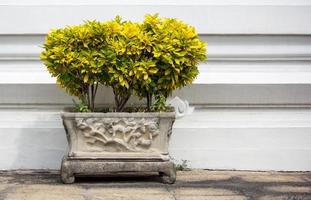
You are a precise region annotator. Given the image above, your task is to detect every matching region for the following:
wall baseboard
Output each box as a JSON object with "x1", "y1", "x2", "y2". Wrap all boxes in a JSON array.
[{"x1": 0, "y1": 106, "x2": 310, "y2": 170}]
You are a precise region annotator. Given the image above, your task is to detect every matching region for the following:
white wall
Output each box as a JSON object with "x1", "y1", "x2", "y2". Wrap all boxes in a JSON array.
[{"x1": 0, "y1": 0, "x2": 311, "y2": 170}]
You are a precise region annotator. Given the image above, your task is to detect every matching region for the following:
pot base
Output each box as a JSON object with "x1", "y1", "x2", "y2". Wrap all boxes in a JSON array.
[{"x1": 60, "y1": 156, "x2": 176, "y2": 184}]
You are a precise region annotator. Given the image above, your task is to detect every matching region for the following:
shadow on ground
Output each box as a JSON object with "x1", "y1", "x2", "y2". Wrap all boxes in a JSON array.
[{"x1": 1, "y1": 170, "x2": 311, "y2": 200}]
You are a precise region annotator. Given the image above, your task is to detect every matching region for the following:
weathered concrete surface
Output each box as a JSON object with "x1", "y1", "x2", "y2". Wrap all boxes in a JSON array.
[
  {"x1": 61, "y1": 158, "x2": 176, "y2": 184},
  {"x1": 0, "y1": 170, "x2": 310, "y2": 200}
]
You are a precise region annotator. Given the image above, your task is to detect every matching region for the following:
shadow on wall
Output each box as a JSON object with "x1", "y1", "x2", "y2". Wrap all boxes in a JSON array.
[{"x1": 0, "y1": 84, "x2": 146, "y2": 107}]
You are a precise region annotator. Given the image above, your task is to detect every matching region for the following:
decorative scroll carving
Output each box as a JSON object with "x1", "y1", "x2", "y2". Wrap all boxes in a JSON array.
[
  {"x1": 168, "y1": 96, "x2": 194, "y2": 119},
  {"x1": 75, "y1": 118, "x2": 159, "y2": 152},
  {"x1": 167, "y1": 120, "x2": 174, "y2": 137}
]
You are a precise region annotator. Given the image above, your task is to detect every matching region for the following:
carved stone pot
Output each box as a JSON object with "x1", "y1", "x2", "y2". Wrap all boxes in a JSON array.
[{"x1": 60, "y1": 110, "x2": 176, "y2": 184}]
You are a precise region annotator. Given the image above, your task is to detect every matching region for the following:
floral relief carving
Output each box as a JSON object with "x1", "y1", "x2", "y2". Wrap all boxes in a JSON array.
[{"x1": 75, "y1": 118, "x2": 160, "y2": 152}]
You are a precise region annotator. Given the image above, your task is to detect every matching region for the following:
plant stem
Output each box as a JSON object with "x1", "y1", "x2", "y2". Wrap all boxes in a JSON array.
[
  {"x1": 89, "y1": 83, "x2": 98, "y2": 112},
  {"x1": 146, "y1": 92, "x2": 152, "y2": 111},
  {"x1": 118, "y1": 92, "x2": 131, "y2": 112},
  {"x1": 113, "y1": 88, "x2": 131, "y2": 112},
  {"x1": 85, "y1": 85, "x2": 91, "y2": 110},
  {"x1": 91, "y1": 84, "x2": 94, "y2": 111}
]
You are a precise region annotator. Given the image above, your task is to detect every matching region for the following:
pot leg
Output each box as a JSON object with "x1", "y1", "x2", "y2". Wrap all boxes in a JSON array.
[
  {"x1": 159, "y1": 162, "x2": 176, "y2": 184},
  {"x1": 61, "y1": 157, "x2": 75, "y2": 184}
]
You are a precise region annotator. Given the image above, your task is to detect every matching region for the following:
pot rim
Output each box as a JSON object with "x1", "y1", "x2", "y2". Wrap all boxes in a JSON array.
[{"x1": 61, "y1": 107, "x2": 176, "y2": 119}]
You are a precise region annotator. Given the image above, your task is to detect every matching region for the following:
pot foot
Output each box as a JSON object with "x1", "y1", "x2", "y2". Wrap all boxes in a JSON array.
[
  {"x1": 159, "y1": 163, "x2": 176, "y2": 184},
  {"x1": 61, "y1": 174, "x2": 75, "y2": 184},
  {"x1": 61, "y1": 156, "x2": 75, "y2": 184}
]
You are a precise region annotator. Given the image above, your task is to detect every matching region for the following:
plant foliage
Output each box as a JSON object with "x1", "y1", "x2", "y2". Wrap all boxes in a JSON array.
[
  {"x1": 40, "y1": 15, "x2": 207, "y2": 112},
  {"x1": 139, "y1": 14, "x2": 207, "y2": 109},
  {"x1": 40, "y1": 21, "x2": 108, "y2": 111}
]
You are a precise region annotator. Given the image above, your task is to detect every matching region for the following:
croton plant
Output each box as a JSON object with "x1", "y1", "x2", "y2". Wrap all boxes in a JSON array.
[{"x1": 40, "y1": 14, "x2": 207, "y2": 112}]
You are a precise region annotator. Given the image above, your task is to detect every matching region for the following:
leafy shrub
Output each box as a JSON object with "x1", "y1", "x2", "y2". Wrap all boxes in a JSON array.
[
  {"x1": 40, "y1": 15, "x2": 207, "y2": 112},
  {"x1": 40, "y1": 21, "x2": 108, "y2": 111},
  {"x1": 139, "y1": 14, "x2": 207, "y2": 110},
  {"x1": 103, "y1": 17, "x2": 159, "y2": 111}
]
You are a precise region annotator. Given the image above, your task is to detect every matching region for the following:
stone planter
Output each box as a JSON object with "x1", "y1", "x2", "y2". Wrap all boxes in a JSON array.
[{"x1": 60, "y1": 109, "x2": 176, "y2": 184}]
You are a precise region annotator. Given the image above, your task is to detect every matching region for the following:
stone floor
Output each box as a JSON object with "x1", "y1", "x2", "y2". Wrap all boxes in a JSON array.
[{"x1": 0, "y1": 170, "x2": 310, "y2": 200}]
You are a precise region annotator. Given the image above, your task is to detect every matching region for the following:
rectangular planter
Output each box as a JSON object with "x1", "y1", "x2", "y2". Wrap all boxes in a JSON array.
[{"x1": 60, "y1": 109, "x2": 176, "y2": 183}]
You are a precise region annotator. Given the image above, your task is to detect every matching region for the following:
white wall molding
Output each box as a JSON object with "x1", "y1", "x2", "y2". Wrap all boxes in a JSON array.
[
  {"x1": 2, "y1": 35, "x2": 311, "y2": 61},
  {"x1": 1, "y1": 35, "x2": 311, "y2": 85},
  {"x1": 2, "y1": 0, "x2": 311, "y2": 6},
  {"x1": 0, "y1": 4, "x2": 311, "y2": 34},
  {"x1": 2, "y1": 84, "x2": 311, "y2": 105}
]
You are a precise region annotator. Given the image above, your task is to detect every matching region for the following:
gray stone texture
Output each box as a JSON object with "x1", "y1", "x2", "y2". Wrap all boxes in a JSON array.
[
  {"x1": 61, "y1": 157, "x2": 176, "y2": 184},
  {"x1": 61, "y1": 111, "x2": 176, "y2": 183}
]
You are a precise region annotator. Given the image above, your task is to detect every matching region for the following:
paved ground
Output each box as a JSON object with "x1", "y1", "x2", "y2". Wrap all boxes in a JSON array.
[{"x1": 0, "y1": 170, "x2": 310, "y2": 200}]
